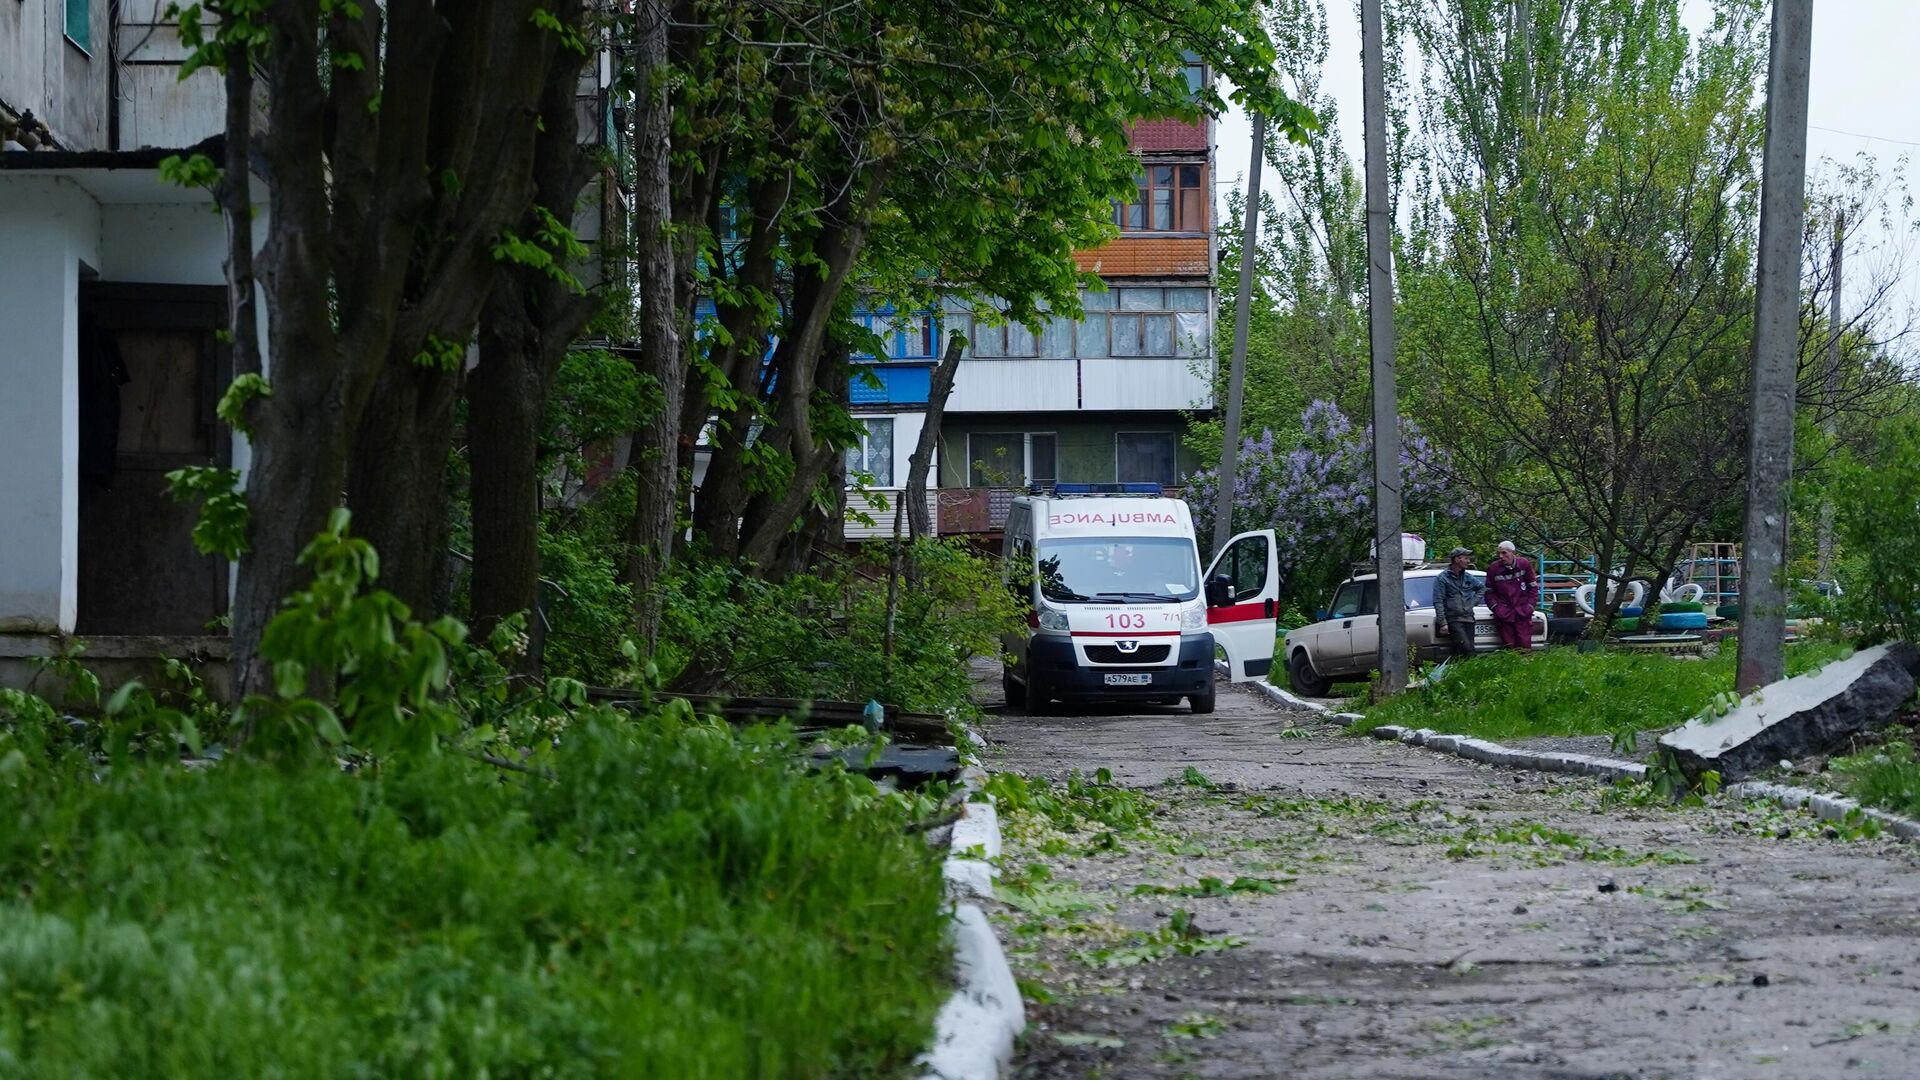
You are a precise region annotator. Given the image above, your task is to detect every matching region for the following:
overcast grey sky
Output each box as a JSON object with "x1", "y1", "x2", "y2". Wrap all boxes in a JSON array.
[{"x1": 1214, "y1": 1, "x2": 1920, "y2": 315}]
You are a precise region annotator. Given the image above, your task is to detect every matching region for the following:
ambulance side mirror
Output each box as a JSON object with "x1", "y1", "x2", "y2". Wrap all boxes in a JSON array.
[{"x1": 1206, "y1": 576, "x2": 1232, "y2": 608}]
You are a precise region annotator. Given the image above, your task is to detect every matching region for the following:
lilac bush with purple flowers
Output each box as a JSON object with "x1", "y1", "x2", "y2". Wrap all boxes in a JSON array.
[{"x1": 1189, "y1": 400, "x2": 1468, "y2": 609}]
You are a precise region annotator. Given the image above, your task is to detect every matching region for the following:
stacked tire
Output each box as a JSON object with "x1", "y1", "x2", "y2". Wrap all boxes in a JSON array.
[{"x1": 1653, "y1": 600, "x2": 1708, "y2": 631}]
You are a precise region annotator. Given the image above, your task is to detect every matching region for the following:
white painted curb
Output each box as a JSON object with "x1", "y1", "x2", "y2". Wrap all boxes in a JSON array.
[
  {"x1": 1365, "y1": 723, "x2": 1648, "y2": 782},
  {"x1": 1214, "y1": 660, "x2": 1365, "y2": 723},
  {"x1": 918, "y1": 725, "x2": 1022, "y2": 1080},
  {"x1": 919, "y1": 904, "x2": 1025, "y2": 1080},
  {"x1": 943, "y1": 771, "x2": 1000, "y2": 900},
  {"x1": 1725, "y1": 780, "x2": 1920, "y2": 841}
]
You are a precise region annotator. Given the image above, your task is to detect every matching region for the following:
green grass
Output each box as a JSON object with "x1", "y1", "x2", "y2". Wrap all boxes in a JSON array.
[
  {"x1": 1352, "y1": 642, "x2": 1854, "y2": 742},
  {"x1": 1829, "y1": 736, "x2": 1920, "y2": 819},
  {"x1": 0, "y1": 712, "x2": 951, "y2": 1078}
]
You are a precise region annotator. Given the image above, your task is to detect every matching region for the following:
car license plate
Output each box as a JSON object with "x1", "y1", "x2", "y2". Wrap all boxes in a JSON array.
[
  {"x1": 1475, "y1": 622, "x2": 1495, "y2": 635},
  {"x1": 1103, "y1": 673, "x2": 1152, "y2": 686}
]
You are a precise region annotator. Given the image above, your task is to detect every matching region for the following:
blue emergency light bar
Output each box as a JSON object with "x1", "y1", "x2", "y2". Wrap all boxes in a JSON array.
[{"x1": 1049, "y1": 483, "x2": 1164, "y2": 495}]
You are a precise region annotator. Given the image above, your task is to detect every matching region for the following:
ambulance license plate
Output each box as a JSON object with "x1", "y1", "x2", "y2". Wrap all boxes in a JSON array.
[{"x1": 1104, "y1": 673, "x2": 1152, "y2": 686}]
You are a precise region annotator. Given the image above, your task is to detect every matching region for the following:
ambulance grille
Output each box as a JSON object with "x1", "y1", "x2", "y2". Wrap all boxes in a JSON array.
[{"x1": 1085, "y1": 644, "x2": 1171, "y2": 665}]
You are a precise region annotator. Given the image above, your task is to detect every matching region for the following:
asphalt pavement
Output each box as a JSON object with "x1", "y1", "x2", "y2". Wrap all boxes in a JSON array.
[{"x1": 974, "y1": 659, "x2": 1920, "y2": 1079}]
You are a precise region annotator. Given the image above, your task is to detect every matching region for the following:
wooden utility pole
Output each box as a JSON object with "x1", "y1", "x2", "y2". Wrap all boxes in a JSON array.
[
  {"x1": 1213, "y1": 114, "x2": 1266, "y2": 560},
  {"x1": 1737, "y1": 0, "x2": 1813, "y2": 694},
  {"x1": 1816, "y1": 210, "x2": 1843, "y2": 583},
  {"x1": 1360, "y1": 0, "x2": 1406, "y2": 694}
]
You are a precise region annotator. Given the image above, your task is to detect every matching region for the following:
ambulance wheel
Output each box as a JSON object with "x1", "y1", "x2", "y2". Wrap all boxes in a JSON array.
[
  {"x1": 1289, "y1": 650, "x2": 1333, "y2": 698},
  {"x1": 1023, "y1": 671, "x2": 1051, "y2": 715},
  {"x1": 1189, "y1": 689, "x2": 1216, "y2": 714},
  {"x1": 1002, "y1": 665, "x2": 1026, "y2": 709}
]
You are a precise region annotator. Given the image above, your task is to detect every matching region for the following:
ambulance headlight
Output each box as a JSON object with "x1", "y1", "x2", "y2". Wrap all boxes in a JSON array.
[
  {"x1": 1181, "y1": 606, "x2": 1207, "y2": 631},
  {"x1": 1037, "y1": 606, "x2": 1070, "y2": 632}
]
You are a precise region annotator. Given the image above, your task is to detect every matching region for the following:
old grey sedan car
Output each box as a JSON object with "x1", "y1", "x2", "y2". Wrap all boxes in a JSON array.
[{"x1": 1282, "y1": 566, "x2": 1548, "y2": 696}]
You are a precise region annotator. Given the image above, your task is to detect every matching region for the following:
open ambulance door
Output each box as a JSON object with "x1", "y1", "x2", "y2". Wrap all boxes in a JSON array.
[{"x1": 1204, "y1": 529, "x2": 1279, "y2": 682}]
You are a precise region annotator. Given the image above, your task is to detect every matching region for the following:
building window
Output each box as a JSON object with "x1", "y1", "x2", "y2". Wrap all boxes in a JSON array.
[
  {"x1": 846, "y1": 418, "x2": 894, "y2": 485},
  {"x1": 1111, "y1": 312, "x2": 1176, "y2": 357},
  {"x1": 899, "y1": 313, "x2": 937, "y2": 359},
  {"x1": 968, "y1": 432, "x2": 1055, "y2": 487},
  {"x1": 854, "y1": 309, "x2": 939, "y2": 361},
  {"x1": 1115, "y1": 164, "x2": 1205, "y2": 232},
  {"x1": 1183, "y1": 61, "x2": 1208, "y2": 96},
  {"x1": 1116, "y1": 432, "x2": 1177, "y2": 487},
  {"x1": 65, "y1": 0, "x2": 90, "y2": 51},
  {"x1": 1097, "y1": 288, "x2": 1210, "y2": 358}
]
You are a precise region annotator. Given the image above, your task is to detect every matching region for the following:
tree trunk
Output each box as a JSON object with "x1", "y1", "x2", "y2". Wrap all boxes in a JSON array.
[
  {"x1": 736, "y1": 208, "x2": 878, "y2": 569},
  {"x1": 689, "y1": 399, "x2": 759, "y2": 560},
  {"x1": 623, "y1": 0, "x2": 683, "y2": 648},
  {"x1": 468, "y1": 13, "x2": 598, "y2": 673},
  {"x1": 232, "y1": 1, "x2": 347, "y2": 703},
  {"x1": 905, "y1": 332, "x2": 964, "y2": 541},
  {"x1": 348, "y1": 361, "x2": 463, "y2": 616},
  {"x1": 233, "y1": 387, "x2": 351, "y2": 701},
  {"x1": 225, "y1": 0, "x2": 581, "y2": 705},
  {"x1": 469, "y1": 295, "x2": 546, "y2": 662}
]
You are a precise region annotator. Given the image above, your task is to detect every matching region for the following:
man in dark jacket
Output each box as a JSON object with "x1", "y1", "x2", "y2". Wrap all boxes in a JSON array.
[
  {"x1": 1433, "y1": 546, "x2": 1485, "y2": 658},
  {"x1": 1485, "y1": 540, "x2": 1539, "y2": 650}
]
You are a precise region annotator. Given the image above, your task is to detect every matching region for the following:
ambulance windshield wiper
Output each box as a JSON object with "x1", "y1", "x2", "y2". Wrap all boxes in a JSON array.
[{"x1": 1096, "y1": 591, "x2": 1183, "y2": 602}]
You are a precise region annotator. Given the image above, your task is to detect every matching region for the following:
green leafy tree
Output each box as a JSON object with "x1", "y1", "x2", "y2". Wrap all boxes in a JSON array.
[
  {"x1": 169, "y1": 0, "x2": 601, "y2": 699},
  {"x1": 1397, "y1": 0, "x2": 1767, "y2": 622},
  {"x1": 624, "y1": 0, "x2": 1313, "y2": 637}
]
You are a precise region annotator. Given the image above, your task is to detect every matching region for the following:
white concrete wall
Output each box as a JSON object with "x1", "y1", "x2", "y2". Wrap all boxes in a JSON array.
[
  {"x1": 0, "y1": 0, "x2": 111, "y2": 151},
  {"x1": 0, "y1": 177, "x2": 100, "y2": 631},
  {"x1": 1079, "y1": 357, "x2": 1213, "y2": 412},
  {"x1": 888, "y1": 412, "x2": 927, "y2": 488},
  {"x1": 947, "y1": 356, "x2": 1214, "y2": 414},
  {"x1": 0, "y1": 0, "x2": 50, "y2": 137},
  {"x1": 948, "y1": 358, "x2": 1081, "y2": 413},
  {"x1": 98, "y1": 203, "x2": 228, "y2": 283},
  {"x1": 111, "y1": 0, "x2": 226, "y2": 151}
]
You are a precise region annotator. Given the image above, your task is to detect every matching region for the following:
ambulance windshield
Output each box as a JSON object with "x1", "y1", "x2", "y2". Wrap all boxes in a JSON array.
[{"x1": 1036, "y1": 537, "x2": 1200, "y2": 603}]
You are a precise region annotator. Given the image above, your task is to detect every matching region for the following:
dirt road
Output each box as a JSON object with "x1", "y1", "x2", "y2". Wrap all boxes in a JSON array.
[{"x1": 975, "y1": 662, "x2": 1920, "y2": 1079}]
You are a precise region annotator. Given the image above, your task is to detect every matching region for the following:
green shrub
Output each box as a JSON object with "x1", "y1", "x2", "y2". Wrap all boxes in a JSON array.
[
  {"x1": 658, "y1": 539, "x2": 1021, "y2": 715},
  {"x1": 0, "y1": 709, "x2": 950, "y2": 1078},
  {"x1": 1829, "y1": 737, "x2": 1920, "y2": 819},
  {"x1": 1358, "y1": 642, "x2": 1853, "y2": 741},
  {"x1": 1836, "y1": 418, "x2": 1920, "y2": 643}
]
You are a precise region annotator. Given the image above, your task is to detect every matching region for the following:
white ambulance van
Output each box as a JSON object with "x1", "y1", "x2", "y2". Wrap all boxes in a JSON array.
[{"x1": 1000, "y1": 484, "x2": 1279, "y2": 715}]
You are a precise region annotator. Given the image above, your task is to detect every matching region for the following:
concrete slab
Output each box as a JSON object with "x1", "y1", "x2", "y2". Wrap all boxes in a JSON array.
[{"x1": 1660, "y1": 643, "x2": 1919, "y2": 781}]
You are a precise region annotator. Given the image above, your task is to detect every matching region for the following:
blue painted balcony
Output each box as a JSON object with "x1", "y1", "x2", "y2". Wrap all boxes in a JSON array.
[{"x1": 850, "y1": 362, "x2": 932, "y2": 406}]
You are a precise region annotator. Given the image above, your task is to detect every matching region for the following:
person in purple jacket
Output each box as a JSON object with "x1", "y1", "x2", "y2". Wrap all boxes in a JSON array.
[{"x1": 1484, "y1": 540, "x2": 1538, "y2": 650}]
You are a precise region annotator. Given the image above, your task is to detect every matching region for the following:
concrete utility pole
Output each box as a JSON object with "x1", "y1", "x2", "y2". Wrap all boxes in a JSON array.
[
  {"x1": 1737, "y1": 0, "x2": 1814, "y2": 694},
  {"x1": 1360, "y1": 0, "x2": 1407, "y2": 695},
  {"x1": 1816, "y1": 210, "x2": 1843, "y2": 583},
  {"x1": 1213, "y1": 114, "x2": 1266, "y2": 560}
]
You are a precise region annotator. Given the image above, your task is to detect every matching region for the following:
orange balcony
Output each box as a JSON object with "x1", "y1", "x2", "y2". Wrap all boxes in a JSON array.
[
  {"x1": 1128, "y1": 117, "x2": 1209, "y2": 153},
  {"x1": 1072, "y1": 236, "x2": 1209, "y2": 277}
]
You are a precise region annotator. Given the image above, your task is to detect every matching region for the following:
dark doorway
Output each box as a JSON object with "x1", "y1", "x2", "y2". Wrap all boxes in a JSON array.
[{"x1": 75, "y1": 284, "x2": 231, "y2": 636}]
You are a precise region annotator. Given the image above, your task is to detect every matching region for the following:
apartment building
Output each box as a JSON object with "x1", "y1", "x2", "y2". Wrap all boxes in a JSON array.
[
  {"x1": 1, "y1": 0, "x2": 239, "y2": 650},
  {"x1": 845, "y1": 70, "x2": 1217, "y2": 538},
  {"x1": 1, "y1": 2, "x2": 615, "y2": 684}
]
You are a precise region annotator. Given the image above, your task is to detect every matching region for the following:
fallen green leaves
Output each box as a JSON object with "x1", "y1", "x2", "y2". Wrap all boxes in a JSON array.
[
  {"x1": 1073, "y1": 909, "x2": 1246, "y2": 969},
  {"x1": 1132, "y1": 875, "x2": 1289, "y2": 898}
]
